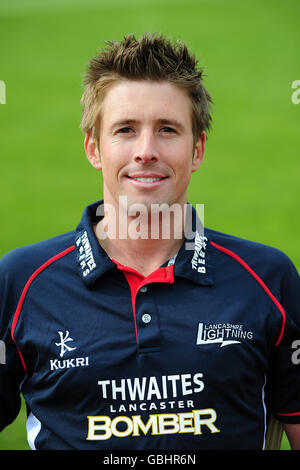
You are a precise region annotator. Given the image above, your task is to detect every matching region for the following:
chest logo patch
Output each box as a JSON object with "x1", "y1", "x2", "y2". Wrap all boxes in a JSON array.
[
  {"x1": 55, "y1": 330, "x2": 77, "y2": 357},
  {"x1": 49, "y1": 331, "x2": 89, "y2": 371},
  {"x1": 196, "y1": 322, "x2": 253, "y2": 347}
]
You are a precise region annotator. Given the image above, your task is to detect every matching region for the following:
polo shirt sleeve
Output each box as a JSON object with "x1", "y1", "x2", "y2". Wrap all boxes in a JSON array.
[
  {"x1": 267, "y1": 255, "x2": 300, "y2": 424},
  {"x1": 0, "y1": 252, "x2": 26, "y2": 431}
]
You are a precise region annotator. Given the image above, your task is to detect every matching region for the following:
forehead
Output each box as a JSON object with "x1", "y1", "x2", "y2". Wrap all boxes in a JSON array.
[{"x1": 100, "y1": 80, "x2": 192, "y2": 127}]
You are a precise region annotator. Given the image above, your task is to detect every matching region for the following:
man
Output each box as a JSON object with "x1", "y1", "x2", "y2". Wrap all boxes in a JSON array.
[{"x1": 0, "y1": 33, "x2": 300, "y2": 450}]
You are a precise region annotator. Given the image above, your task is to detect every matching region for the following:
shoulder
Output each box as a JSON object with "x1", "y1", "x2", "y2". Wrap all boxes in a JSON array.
[
  {"x1": 0, "y1": 231, "x2": 76, "y2": 289},
  {"x1": 0, "y1": 231, "x2": 75, "y2": 327},
  {"x1": 205, "y1": 227, "x2": 300, "y2": 329},
  {"x1": 206, "y1": 227, "x2": 297, "y2": 276},
  {"x1": 205, "y1": 227, "x2": 299, "y2": 314}
]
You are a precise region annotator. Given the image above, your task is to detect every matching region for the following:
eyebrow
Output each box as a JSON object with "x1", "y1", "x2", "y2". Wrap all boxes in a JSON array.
[
  {"x1": 111, "y1": 119, "x2": 137, "y2": 129},
  {"x1": 110, "y1": 118, "x2": 185, "y2": 132}
]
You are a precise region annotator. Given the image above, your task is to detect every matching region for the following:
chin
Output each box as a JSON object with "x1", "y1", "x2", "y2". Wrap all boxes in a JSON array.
[
  {"x1": 115, "y1": 190, "x2": 181, "y2": 213},
  {"x1": 130, "y1": 196, "x2": 175, "y2": 211}
]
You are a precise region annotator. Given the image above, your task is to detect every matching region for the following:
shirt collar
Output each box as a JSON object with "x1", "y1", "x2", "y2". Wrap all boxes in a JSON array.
[
  {"x1": 74, "y1": 200, "x2": 214, "y2": 287},
  {"x1": 74, "y1": 200, "x2": 116, "y2": 285}
]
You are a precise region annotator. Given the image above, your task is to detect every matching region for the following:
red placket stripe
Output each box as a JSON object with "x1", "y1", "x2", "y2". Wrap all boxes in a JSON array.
[{"x1": 113, "y1": 260, "x2": 174, "y2": 343}]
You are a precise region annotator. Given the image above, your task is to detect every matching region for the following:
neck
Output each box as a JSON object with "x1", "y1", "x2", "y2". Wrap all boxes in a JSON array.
[{"x1": 94, "y1": 200, "x2": 186, "y2": 276}]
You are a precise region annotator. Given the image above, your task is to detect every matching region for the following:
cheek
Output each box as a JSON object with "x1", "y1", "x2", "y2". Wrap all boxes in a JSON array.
[
  {"x1": 100, "y1": 145, "x2": 127, "y2": 176},
  {"x1": 173, "y1": 149, "x2": 193, "y2": 177}
]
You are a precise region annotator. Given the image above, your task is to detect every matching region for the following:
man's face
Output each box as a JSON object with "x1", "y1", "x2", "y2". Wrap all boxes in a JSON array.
[{"x1": 85, "y1": 80, "x2": 205, "y2": 211}]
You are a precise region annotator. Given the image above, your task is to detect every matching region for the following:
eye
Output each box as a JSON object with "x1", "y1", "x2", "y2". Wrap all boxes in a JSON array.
[
  {"x1": 117, "y1": 127, "x2": 133, "y2": 134},
  {"x1": 161, "y1": 127, "x2": 176, "y2": 133}
]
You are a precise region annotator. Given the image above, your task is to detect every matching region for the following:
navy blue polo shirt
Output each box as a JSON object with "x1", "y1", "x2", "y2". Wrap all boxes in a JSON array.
[{"x1": 0, "y1": 200, "x2": 300, "y2": 450}]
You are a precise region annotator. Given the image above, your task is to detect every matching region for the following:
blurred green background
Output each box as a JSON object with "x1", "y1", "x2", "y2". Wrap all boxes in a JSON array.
[{"x1": 0, "y1": 0, "x2": 299, "y2": 450}]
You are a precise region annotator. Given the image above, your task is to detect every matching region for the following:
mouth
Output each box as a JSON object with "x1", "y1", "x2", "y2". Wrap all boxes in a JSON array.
[
  {"x1": 126, "y1": 174, "x2": 168, "y2": 188},
  {"x1": 127, "y1": 176, "x2": 167, "y2": 183}
]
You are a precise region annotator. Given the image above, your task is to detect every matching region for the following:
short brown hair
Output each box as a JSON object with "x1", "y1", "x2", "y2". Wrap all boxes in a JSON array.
[{"x1": 80, "y1": 33, "x2": 213, "y2": 143}]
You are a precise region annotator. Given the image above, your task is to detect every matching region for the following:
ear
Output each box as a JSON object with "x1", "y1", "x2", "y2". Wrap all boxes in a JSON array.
[
  {"x1": 191, "y1": 131, "x2": 206, "y2": 172},
  {"x1": 84, "y1": 132, "x2": 102, "y2": 170}
]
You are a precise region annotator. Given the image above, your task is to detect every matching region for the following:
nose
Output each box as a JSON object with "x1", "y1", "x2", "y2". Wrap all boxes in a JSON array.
[{"x1": 133, "y1": 132, "x2": 159, "y2": 163}]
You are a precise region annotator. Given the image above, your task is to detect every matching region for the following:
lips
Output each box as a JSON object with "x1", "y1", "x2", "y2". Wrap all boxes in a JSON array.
[
  {"x1": 127, "y1": 173, "x2": 168, "y2": 183},
  {"x1": 128, "y1": 176, "x2": 167, "y2": 183},
  {"x1": 126, "y1": 173, "x2": 168, "y2": 189}
]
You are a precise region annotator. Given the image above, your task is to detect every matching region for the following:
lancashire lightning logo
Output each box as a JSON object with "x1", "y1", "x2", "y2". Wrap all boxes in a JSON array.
[
  {"x1": 55, "y1": 331, "x2": 77, "y2": 357},
  {"x1": 196, "y1": 322, "x2": 253, "y2": 347}
]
